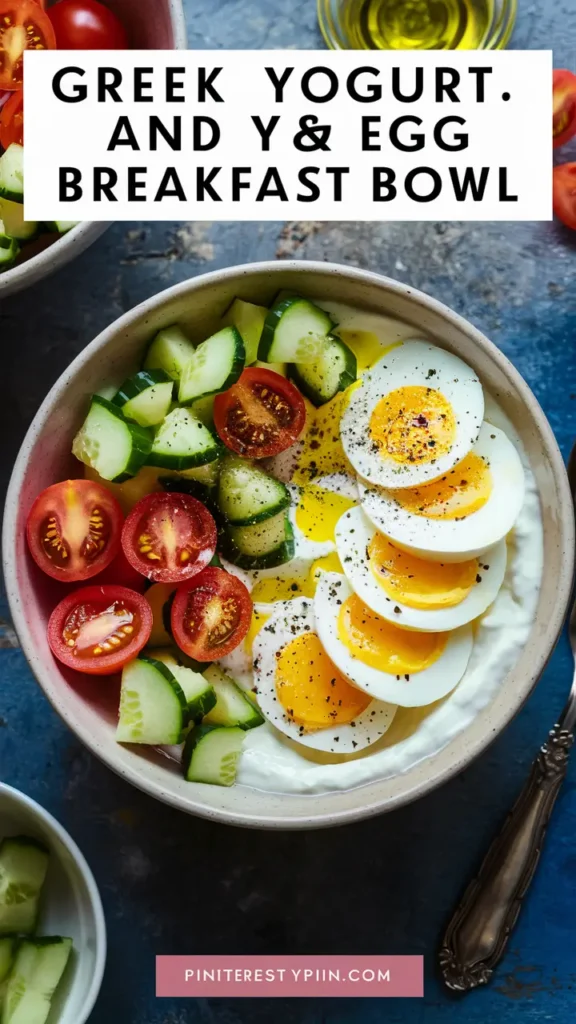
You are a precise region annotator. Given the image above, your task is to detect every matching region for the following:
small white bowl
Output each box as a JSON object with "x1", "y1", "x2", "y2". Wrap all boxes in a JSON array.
[{"x1": 0, "y1": 783, "x2": 106, "y2": 1024}]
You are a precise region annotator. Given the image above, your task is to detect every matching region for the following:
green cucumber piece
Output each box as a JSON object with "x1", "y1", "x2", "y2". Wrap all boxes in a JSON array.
[
  {"x1": 178, "y1": 326, "x2": 245, "y2": 405},
  {"x1": 221, "y1": 298, "x2": 267, "y2": 364},
  {"x1": 0, "y1": 231, "x2": 19, "y2": 269},
  {"x1": 219, "y1": 511, "x2": 295, "y2": 570},
  {"x1": 0, "y1": 145, "x2": 23, "y2": 204},
  {"x1": 290, "y1": 334, "x2": 357, "y2": 406},
  {"x1": 0, "y1": 837, "x2": 49, "y2": 937},
  {"x1": 258, "y1": 297, "x2": 334, "y2": 365},
  {"x1": 0, "y1": 199, "x2": 37, "y2": 241},
  {"x1": 183, "y1": 725, "x2": 245, "y2": 786},
  {"x1": 203, "y1": 665, "x2": 264, "y2": 729},
  {"x1": 144, "y1": 325, "x2": 196, "y2": 380},
  {"x1": 112, "y1": 370, "x2": 174, "y2": 427},
  {"x1": 147, "y1": 650, "x2": 216, "y2": 722},
  {"x1": 0, "y1": 936, "x2": 17, "y2": 984},
  {"x1": 72, "y1": 395, "x2": 153, "y2": 482},
  {"x1": 43, "y1": 221, "x2": 77, "y2": 233},
  {"x1": 147, "y1": 408, "x2": 222, "y2": 471},
  {"x1": 116, "y1": 656, "x2": 187, "y2": 745},
  {"x1": 217, "y1": 456, "x2": 290, "y2": 526},
  {"x1": 2, "y1": 937, "x2": 73, "y2": 1024}
]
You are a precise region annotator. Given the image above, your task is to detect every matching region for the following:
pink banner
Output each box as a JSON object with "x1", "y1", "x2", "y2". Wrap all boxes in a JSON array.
[{"x1": 156, "y1": 955, "x2": 423, "y2": 997}]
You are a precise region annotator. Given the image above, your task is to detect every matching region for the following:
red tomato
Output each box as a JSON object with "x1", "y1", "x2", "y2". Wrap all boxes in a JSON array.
[
  {"x1": 553, "y1": 162, "x2": 576, "y2": 230},
  {"x1": 92, "y1": 548, "x2": 146, "y2": 591},
  {"x1": 214, "y1": 368, "x2": 306, "y2": 459},
  {"x1": 47, "y1": 0, "x2": 128, "y2": 49},
  {"x1": 0, "y1": 1, "x2": 56, "y2": 91},
  {"x1": 0, "y1": 88, "x2": 22, "y2": 149},
  {"x1": 26, "y1": 479, "x2": 123, "y2": 583},
  {"x1": 48, "y1": 584, "x2": 152, "y2": 675},
  {"x1": 553, "y1": 70, "x2": 576, "y2": 149},
  {"x1": 171, "y1": 567, "x2": 252, "y2": 662},
  {"x1": 121, "y1": 492, "x2": 217, "y2": 584}
]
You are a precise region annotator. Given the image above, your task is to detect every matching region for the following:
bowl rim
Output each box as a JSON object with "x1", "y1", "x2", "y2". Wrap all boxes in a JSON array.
[
  {"x1": 0, "y1": 781, "x2": 107, "y2": 1021},
  {"x1": 3, "y1": 260, "x2": 574, "y2": 829}
]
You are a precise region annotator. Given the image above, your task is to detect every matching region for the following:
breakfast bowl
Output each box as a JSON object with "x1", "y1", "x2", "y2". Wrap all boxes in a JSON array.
[
  {"x1": 3, "y1": 261, "x2": 574, "y2": 829},
  {"x1": 0, "y1": 0, "x2": 187, "y2": 299},
  {"x1": 0, "y1": 782, "x2": 106, "y2": 1022}
]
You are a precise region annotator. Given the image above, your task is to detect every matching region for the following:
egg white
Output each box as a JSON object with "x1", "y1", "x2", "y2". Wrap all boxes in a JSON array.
[
  {"x1": 359, "y1": 422, "x2": 525, "y2": 562},
  {"x1": 287, "y1": 484, "x2": 337, "y2": 561},
  {"x1": 340, "y1": 341, "x2": 484, "y2": 489},
  {"x1": 252, "y1": 598, "x2": 397, "y2": 753},
  {"x1": 314, "y1": 574, "x2": 473, "y2": 707},
  {"x1": 315, "y1": 301, "x2": 417, "y2": 355},
  {"x1": 335, "y1": 506, "x2": 507, "y2": 632}
]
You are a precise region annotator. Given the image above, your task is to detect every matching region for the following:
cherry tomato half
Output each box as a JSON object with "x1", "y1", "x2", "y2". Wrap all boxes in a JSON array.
[
  {"x1": 92, "y1": 548, "x2": 147, "y2": 592},
  {"x1": 553, "y1": 162, "x2": 576, "y2": 230},
  {"x1": 0, "y1": 1, "x2": 56, "y2": 91},
  {"x1": 47, "y1": 0, "x2": 128, "y2": 50},
  {"x1": 26, "y1": 479, "x2": 123, "y2": 583},
  {"x1": 171, "y1": 567, "x2": 252, "y2": 662},
  {"x1": 48, "y1": 584, "x2": 152, "y2": 675},
  {"x1": 121, "y1": 492, "x2": 217, "y2": 584},
  {"x1": 553, "y1": 69, "x2": 576, "y2": 149},
  {"x1": 214, "y1": 368, "x2": 307, "y2": 459},
  {"x1": 0, "y1": 88, "x2": 22, "y2": 149}
]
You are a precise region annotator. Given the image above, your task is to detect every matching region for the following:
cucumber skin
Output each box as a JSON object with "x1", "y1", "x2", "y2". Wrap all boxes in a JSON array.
[
  {"x1": 112, "y1": 370, "x2": 174, "y2": 407},
  {"x1": 159, "y1": 475, "x2": 222, "y2": 523},
  {"x1": 289, "y1": 338, "x2": 357, "y2": 407},
  {"x1": 182, "y1": 724, "x2": 245, "y2": 785},
  {"x1": 217, "y1": 460, "x2": 291, "y2": 527},
  {"x1": 87, "y1": 396, "x2": 154, "y2": 483},
  {"x1": 218, "y1": 517, "x2": 295, "y2": 570},
  {"x1": 119, "y1": 656, "x2": 188, "y2": 743},
  {"x1": 146, "y1": 428, "x2": 223, "y2": 471},
  {"x1": 178, "y1": 326, "x2": 246, "y2": 406},
  {"x1": 258, "y1": 297, "x2": 335, "y2": 363}
]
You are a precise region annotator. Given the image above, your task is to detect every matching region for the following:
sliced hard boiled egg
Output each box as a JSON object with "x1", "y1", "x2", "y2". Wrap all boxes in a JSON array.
[
  {"x1": 359, "y1": 422, "x2": 525, "y2": 562},
  {"x1": 335, "y1": 506, "x2": 507, "y2": 632},
  {"x1": 314, "y1": 574, "x2": 473, "y2": 707},
  {"x1": 252, "y1": 598, "x2": 397, "y2": 753},
  {"x1": 340, "y1": 341, "x2": 484, "y2": 489},
  {"x1": 288, "y1": 481, "x2": 356, "y2": 562},
  {"x1": 315, "y1": 301, "x2": 417, "y2": 372}
]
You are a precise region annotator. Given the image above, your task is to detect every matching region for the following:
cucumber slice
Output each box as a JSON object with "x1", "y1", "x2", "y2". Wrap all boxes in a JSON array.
[
  {"x1": 3, "y1": 990, "x2": 51, "y2": 1024},
  {"x1": 183, "y1": 725, "x2": 245, "y2": 786},
  {"x1": 72, "y1": 395, "x2": 153, "y2": 483},
  {"x1": 219, "y1": 511, "x2": 295, "y2": 570},
  {"x1": 117, "y1": 656, "x2": 187, "y2": 745},
  {"x1": 0, "y1": 231, "x2": 18, "y2": 269},
  {"x1": 147, "y1": 408, "x2": 222, "y2": 470},
  {"x1": 147, "y1": 649, "x2": 216, "y2": 721},
  {"x1": 253, "y1": 360, "x2": 287, "y2": 376},
  {"x1": 217, "y1": 456, "x2": 290, "y2": 526},
  {"x1": 221, "y1": 298, "x2": 267, "y2": 364},
  {"x1": 3, "y1": 937, "x2": 72, "y2": 1024},
  {"x1": 0, "y1": 199, "x2": 37, "y2": 241},
  {"x1": 203, "y1": 665, "x2": 264, "y2": 729},
  {"x1": 0, "y1": 145, "x2": 23, "y2": 204},
  {"x1": 178, "y1": 326, "x2": 245, "y2": 405},
  {"x1": 0, "y1": 837, "x2": 49, "y2": 937},
  {"x1": 144, "y1": 325, "x2": 196, "y2": 381},
  {"x1": 258, "y1": 298, "x2": 334, "y2": 365},
  {"x1": 0, "y1": 936, "x2": 17, "y2": 984},
  {"x1": 290, "y1": 334, "x2": 357, "y2": 406},
  {"x1": 112, "y1": 370, "x2": 174, "y2": 427},
  {"x1": 44, "y1": 221, "x2": 78, "y2": 233}
]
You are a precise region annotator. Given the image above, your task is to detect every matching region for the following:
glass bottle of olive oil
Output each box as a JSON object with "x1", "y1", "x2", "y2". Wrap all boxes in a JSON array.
[{"x1": 340, "y1": 0, "x2": 492, "y2": 50}]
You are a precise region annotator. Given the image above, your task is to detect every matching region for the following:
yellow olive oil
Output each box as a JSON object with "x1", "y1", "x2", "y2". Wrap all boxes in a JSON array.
[{"x1": 340, "y1": 0, "x2": 492, "y2": 50}]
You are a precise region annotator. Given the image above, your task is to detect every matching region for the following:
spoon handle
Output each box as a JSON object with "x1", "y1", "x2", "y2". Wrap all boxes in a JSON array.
[{"x1": 439, "y1": 723, "x2": 574, "y2": 992}]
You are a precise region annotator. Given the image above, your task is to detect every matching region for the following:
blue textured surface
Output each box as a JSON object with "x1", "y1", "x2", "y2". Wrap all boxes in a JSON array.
[{"x1": 1, "y1": 2, "x2": 576, "y2": 1022}]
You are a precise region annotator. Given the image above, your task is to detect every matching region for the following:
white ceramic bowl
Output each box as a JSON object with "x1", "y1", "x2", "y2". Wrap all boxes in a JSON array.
[
  {"x1": 0, "y1": 783, "x2": 106, "y2": 1023},
  {"x1": 3, "y1": 261, "x2": 574, "y2": 829},
  {"x1": 0, "y1": 0, "x2": 187, "y2": 299}
]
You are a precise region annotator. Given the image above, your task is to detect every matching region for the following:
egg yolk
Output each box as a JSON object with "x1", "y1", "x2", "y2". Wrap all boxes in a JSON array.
[
  {"x1": 336, "y1": 331, "x2": 401, "y2": 372},
  {"x1": 337, "y1": 594, "x2": 446, "y2": 673},
  {"x1": 368, "y1": 534, "x2": 478, "y2": 609},
  {"x1": 293, "y1": 386, "x2": 358, "y2": 483},
  {"x1": 250, "y1": 554, "x2": 345, "y2": 608},
  {"x1": 370, "y1": 386, "x2": 456, "y2": 466},
  {"x1": 295, "y1": 485, "x2": 356, "y2": 543},
  {"x1": 394, "y1": 452, "x2": 492, "y2": 519},
  {"x1": 245, "y1": 608, "x2": 270, "y2": 653},
  {"x1": 307, "y1": 552, "x2": 344, "y2": 592},
  {"x1": 275, "y1": 631, "x2": 370, "y2": 731}
]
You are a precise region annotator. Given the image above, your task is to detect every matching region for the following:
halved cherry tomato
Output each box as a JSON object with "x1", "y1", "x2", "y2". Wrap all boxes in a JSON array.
[
  {"x1": 553, "y1": 70, "x2": 576, "y2": 149},
  {"x1": 214, "y1": 368, "x2": 307, "y2": 459},
  {"x1": 121, "y1": 492, "x2": 217, "y2": 584},
  {"x1": 48, "y1": 585, "x2": 152, "y2": 675},
  {"x1": 26, "y1": 479, "x2": 123, "y2": 583},
  {"x1": 0, "y1": 88, "x2": 22, "y2": 148},
  {"x1": 0, "y1": 1, "x2": 56, "y2": 91},
  {"x1": 47, "y1": 0, "x2": 128, "y2": 50},
  {"x1": 171, "y1": 567, "x2": 252, "y2": 662},
  {"x1": 553, "y1": 162, "x2": 576, "y2": 230},
  {"x1": 92, "y1": 549, "x2": 146, "y2": 592}
]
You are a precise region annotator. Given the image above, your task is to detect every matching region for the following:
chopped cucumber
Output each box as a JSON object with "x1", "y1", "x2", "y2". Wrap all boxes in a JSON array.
[
  {"x1": 159, "y1": 475, "x2": 220, "y2": 522},
  {"x1": 258, "y1": 297, "x2": 334, "y2": 365},
  {"x1": 0, "y1": 837, "x2": 49, "y2": 937},
  {"x1": 219, "y1": 510, "x2": 295, "y2": 570},
  {"x1": 117, "y1": 656, "x2": 187, "y2": 745},
  {"x1": 0, "y1": 199, "x2": 37, "y2": 241},
  {"x1": 3, "y1": 990, "x2": 52, "y2": 1024},
  {"x1": 203, "y1": 665, "x2": 264, "y2": 729},
  {"x1": 290, "y1": 334, "x2": 357, "y2": 406},
  {"x1": 144, "y1": 325, "x2": 196, "y2": 380},
  {"x1": 178, "y1": 326, "x2": 245, "y2": 405},
  {"x1": 217, "y1": 456, "x2": 290, "y2": 526},
  {"x1": 191, "y1": 393, "x2": 215, "y2": 426},
  {"x1": 3, "y1": 937, "x2": 72, "y2": 1024},
  {"x1": 253, "y1": 360, "x2": 287, "y2": 376},
  {"x1": 148, "y1": 650, "x2": 216, "y2": 722},
  {"x1": 0, "y1": 231, "x2": 18, "y2": 270},
  {"x1": 0, "y1": 936, "x2": 16, "y2": 984},
  {"x1": 72, "y1": 395, "x2": 153, "y2": 482},
  {"x1": 221, "y1": 298, "x2": 267, "y2": 364},
  {"x1": 145, "y1": 583, "x2": 176, "y2": 648},
  {"x1": 112, "y1": 370, "x2": 174, "y2": 427},
  {"x1": 0, "y1": 145, "x2": 23, "y2": 204},
  {"x1": 183, "y1": 725, "x2": 245, "y2": 786},
  {"x1": 43, "y1": 221, "x2": 77, "y2": 234},
  {"x1": 147, "y1": 408, "x2": 222, "y2": 470}
]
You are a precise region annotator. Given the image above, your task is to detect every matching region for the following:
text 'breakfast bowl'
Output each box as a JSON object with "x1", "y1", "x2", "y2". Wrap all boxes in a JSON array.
[{"x1": 4, "y1": 261, "x2": 574, "y2": 829}]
